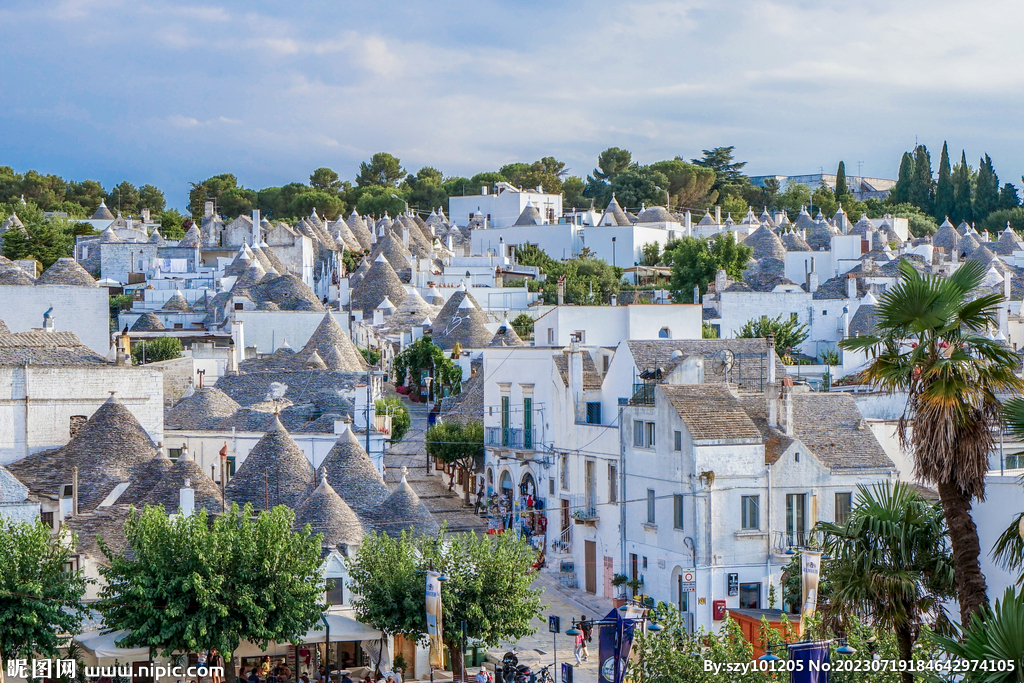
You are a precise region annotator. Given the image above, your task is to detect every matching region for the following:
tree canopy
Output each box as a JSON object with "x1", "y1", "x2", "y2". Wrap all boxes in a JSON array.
[
  {"x1": 736, "y1": 313, "x2": 809, "y2": 354},
  {"x1": 666, "y1": 232, "x2": 752, "y2": 301}
]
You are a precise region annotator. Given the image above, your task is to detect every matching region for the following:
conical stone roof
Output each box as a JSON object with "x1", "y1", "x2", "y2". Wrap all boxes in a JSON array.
[
  {"x1": 319, "y1": 426, "x2": 390, "y2": 515},
  {"x1": 36, "y1": 258, "x2": 97, "y2": 287},
  {"x1": 489, "y1": 318, "x2": 525, "y2": 346},
  {"x1": 781, "y1": 230, "x2": 811, "y2": 252},
  {"x1": 346, "y1": 210, "x2": 373, "y2": 250},
  {"x1": 148, "y1": 228, "x2": 166, "y2": 246},
  {"x1": 130, "y1": 311, "x2": 166, "y2": 332},
  {"x1": 294, "y1": 471, "x2": 364, "y2": 548},
  {"x1": 143, "y1": 448, "x2": 224, "y2": 513},
  {"x1": 260, "y1": 243, "x2": 290, "y2": 274},
  {"x1": 100, "y1": 226, "x2": 122, "y2": 243},
  {"x1": 91, "y1": 199, "x2": 115, "y2": 220},
  {"x1": 377, "y1": 467, "x2": 439, "y2": 537},
  {"x1": 744, "y1": 225, "x2": 787, "y2": 261},
  {"x1": 514, "y1": 202, "x2": 543, "y2": 226},
  {"x1": 350, "y1": 255, "x2": 407, "y2": 315},
  {"x1": 224, "y1": 416, "x2": 314, "y2": 509},
  {"x1": 162, "y1": 290, "x2": 194, "y2": 312},
  {"x1": 165, "y1": 387, "x2": 242, "y2": 430},
  {"x1": 177, "y1": 224, "x2": 201, "y2": 248},
  {"x1": 432, "y1": 289, "x2": 493, "y2": 350},
  {"x1": 300, "y1": 312, "x2": 367, "y2": 371},
  {"x1": 602, "y1": 195, "x2": 631, "y2": 226},
  {"x1": 370, "y1": 231, "x2": 414, "y2": 272},
  {"x1": 0, "y1": 255, "x2": 35, "y2": 285}
]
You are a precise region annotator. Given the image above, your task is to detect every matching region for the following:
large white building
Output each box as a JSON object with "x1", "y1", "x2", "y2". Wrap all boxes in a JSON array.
[{"x1": 449, "y1": 182, "x2": 563, "y2": 228}]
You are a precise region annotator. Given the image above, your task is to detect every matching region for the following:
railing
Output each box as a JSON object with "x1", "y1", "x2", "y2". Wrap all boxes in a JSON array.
[
  {"x1": 630, "y1": 383, "x2": 656, "y2": 405},
  {"x1": 771, "y1": 530, "x2": 824, "y2": 555},
  {"x1": 484, "y1": 426, "x2": 538, "y2": 449},
  {"x1": 552, "y1": 524, "x2": 572, "y2": 553},
  {"x1": 569, "y1": 493, "x2": 599, "y2": 521}
]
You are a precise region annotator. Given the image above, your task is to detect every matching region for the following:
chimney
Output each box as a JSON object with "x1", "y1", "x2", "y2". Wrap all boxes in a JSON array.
[
  {"x1": 481, "y1": 186, "x2": 488, "y2": 196},
  {"x1": 693, "y1": 285, "x2": 700, "y2": 304},
  {"x1": 179, "y1": 477, "x2": 195, "y2": 517},
  {"x1": 780, "y1": 376, "x2": 794, "y2": 435},
  {"x1": 557, "y1": 277, "x2": 565, "y2": 306},
  {"x1": 115, "y1": 330, "x2": 131, "y2": 366},
  {"x1": 847, "y1": 275, "x2": 857, "y2": 299},
  {"x1": 43, "y1": 307, "x2": 54, "y2": 333},
  {"x1": 714, "y1": 206, "x2": 721, "y2": 225},
  {"x1": 230, "y1": 319, "x2": 244, "y2": 373},
  {"x1": 808, "y1": 271, "x2": 819, "y2": 293},
  {"x1": 1000, "y1": 276, "x2": 1011, "y2": 338},
  {"x1": 72, "y1": 465, "x2": 79, "y2": 516},
  {"x1": 610, "y1": 294, "x2": 617, "y2": 306},
  {"x1": 141, "y1": 208, "x2": 151, "y2": 223},
  {"x1": 569, "y1": 338, "x2": 585, "y2": 423},
  {"x1": 715, "y1": 269, "x2": 728, "y2": 295},
  {"x1": 841, "y1": 305, "x2": 850, "y2": 338},
  {"x1": 204, "y1": 201, "x2": 214, "y2": 218},
  {"x1": 402, "y1": 227, "x2": 410, "y2": 247},
  {"x1": 766, "y1": 333, "x2": 777, "y2": 385},
  {"x1": 252, "y1": 209, "x2": 261, "y2": 244},
  {"x1": 684, "y1": 210, "x2": 692, "y2": 231}
]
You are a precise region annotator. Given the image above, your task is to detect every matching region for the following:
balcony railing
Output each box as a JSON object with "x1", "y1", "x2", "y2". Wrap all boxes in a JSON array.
[
  {"x1": 552, "y1": 524, "x2": 572, "y2": 553},
  {"x1": 630, "y1": 383, "x2": 656, "y2": 405},
  {"x1": 485, "y1": 426, "x2": 538, "y2": 449},
  {"x1": 569, "y1": 493, "x2": 599, "y2": 522},
  {"x1": 771, "y1": 530, "x2": 824, "y2": 555}
]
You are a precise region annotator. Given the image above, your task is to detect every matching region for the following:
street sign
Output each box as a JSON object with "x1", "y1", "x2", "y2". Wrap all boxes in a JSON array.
[
  {"x1": 681, "y1": 582, "x2": 696, "y2": 592},
  {"x1": 549, "y1": 615, "x2": 561, "y2": 633},
  {"x1": 683, "y1": 571, "x2": 695, "y2": 582},
  {"x1": 727, "y1": 573, "x2": 739, "y2": 596}
]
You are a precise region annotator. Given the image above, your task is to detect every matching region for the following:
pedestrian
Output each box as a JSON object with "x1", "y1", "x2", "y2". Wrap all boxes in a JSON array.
[
  {"x1": 248, "y1": 668, "x2": 261, "y2": 683},
  {"x1": 580, "y1": 615, "x2": 592, "y2": 662},
  {"x1": 260, "y1": 656, "x2": 273, "y2": 678},
  {"x1": 392, "y1": 669, "x2": 403, "y2": 683},
  {"x1": 340, "y1": 672, "x2": 353, "y2": 683},
  {"x1": 573, "y1": 628, "x2": 585, "y2": 666},
  {"x1": 196, "y1": 650, "x2": 208, "y2": 683},
  {"x1": 210, "y1": 648, "x2": 225, "y2": 683},
  {"x1": 475, "y1": 667, "x2": 489, "y2": 683}
]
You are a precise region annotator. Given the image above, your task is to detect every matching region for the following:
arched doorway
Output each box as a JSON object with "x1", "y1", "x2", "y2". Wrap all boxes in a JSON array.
[
  {"x1": 499, "y1": 470, "x2": 513, "y2": 498},
  {"x1": 520, "y1": 471, "x2": 537, "y2": 498}
]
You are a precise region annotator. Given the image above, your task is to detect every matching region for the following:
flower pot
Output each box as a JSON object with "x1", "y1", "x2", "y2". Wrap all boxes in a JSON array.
[{"x1": 612, "y1": 597, "x2": 627, "y2": 608}]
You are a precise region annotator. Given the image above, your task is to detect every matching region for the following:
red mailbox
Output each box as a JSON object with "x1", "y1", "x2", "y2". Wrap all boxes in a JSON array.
[{"x1": 713, "y1": 599, "x2": 727, "y2": 621}]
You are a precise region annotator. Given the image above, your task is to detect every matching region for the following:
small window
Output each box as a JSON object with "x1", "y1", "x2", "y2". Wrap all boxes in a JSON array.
[
  {"x1": 549, "y1": 478, "x2": 555, "y2": 495},
  {"x1": 835, "y1": 492, "x2": 852, "y2": 526},
  {"x1": 642, "y1": 556, "x2": 648, "y2": 569},
  {"x1": 633, "y1": 420, "x2": 644, "y2": 447},
  {"x1": 547, "y1": 328, "x2": 555, "y2": 344},
  {"x1": 226, "y1": 456, "x2": 236, "y2": 478},
  {"x1": 821, "y1": 310, "x2": 827, "y2": 316},
  {"x1": 574, "y1": 330, "x2": 586, "y2": 343},
  {"x1": 168, "y1": 448, "x2": 182, "y2": 462},
  {"x1": 608, "y1": 464, "x2": 618, "y2": 503},
  {"x1": 41, "y1": 511, "x2": 54, "y2": 528},
  {"x1": 674, "y1": 431, "x2": 682, "y2": 451},
  {"x1": 795, "y1": 451, "x2": 800, "y2": 462},
  {"x1": 561, "y1": 457, "x2": 569, "y2": 490},
  {"x1": 174, "y1": 323, "x2": 183, "y2": 329},
  {"x1": 234, "y1": 302, "x2": 244, "y2": 310},
  {"x1": 739, "y1": 582, "x2": 761, "y2": 609},
  {"x1": 659, "y1": 327, "x2": 671, "y2": 339},
  {"x1": 326, "y1": 578, "x2": 344, "y2": 605},
  {"x1": 646, "y1": 422, "x2": 656, "y2": 448},
  {"x1": 647, "y1": 489, "x2": 656, "y2": 523},
  {"x1": 586, "y1": 402, "x2": 602, "y2": 424},
  {"x1": 673, "y1": 494, "x2": 684, "y2": 529},
  {"x1": 603, "y1": 355, "x2": 610, "y2": 372},
  {"x1": 741, "y1": 495, "x2": 760, "y2": 530}
]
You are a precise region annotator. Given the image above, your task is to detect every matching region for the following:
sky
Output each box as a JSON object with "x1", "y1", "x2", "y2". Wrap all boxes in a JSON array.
[{"x1": 2, "y1": 0, "x2": 1023, "y2": 210}]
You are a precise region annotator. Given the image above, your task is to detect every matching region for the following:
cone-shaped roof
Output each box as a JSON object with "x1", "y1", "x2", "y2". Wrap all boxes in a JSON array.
[
  {"x1": 305, "y1": 349, "x2": 328, "y2": 369},
  {"x1": 249, "y1": 245, "x2": 274, "y2": 273},
  {"x1": 231, "y1": 261, "x2": 267, "y2": 292},
  {"x1": 166, "y1": 387, "x2": 242, "y2": 430},
  {"x1": 346, "y1": 210, "x2": 373, "y2": 250},
  {"x1": 162, "y1": 290, "x2": 194, "y2": 312},
  {"x1": 744, "y1": 225, "x2": 787, "y2": 261},
  {"x1": 224, "y1": 416, "x2": 314, "y2": 509},
  {"x1": 370, "y1": 231, "x2": 414, "y2": 272},
  {"x1": 0, "y1": 255, "x2": 36, "y2": 285},
  {"x1": 957, "y1": 232, "x2": 981, "y2": 258},
  {"x1": 350, "y1": 255, "x2": 407, "y2": 314},
  {"x1": 932, "y1": 220, "x2": 960, "y2": 252},
  {"x1": 601, "y1": 195, "x2": 631, "y2": 226},
  {"x1": 377, "y1": 468, "x2": 439, "y2": 537},
  {"x1": 431, "y1": 289, "x2": 493, "y2": 350},
  {"x1": 319, "y1": 426, "x2": 390, "y2": 514},
  {"x1": 489, "y1": 318, "x2": 525, "y2": 346},
  {"x1": 781, "y1": 231, "x2": 811, "y2": 252},
  {"x1": 300, "y1": 312, "x2": 367, "y2": 371},
  {"x1": 294, "y1": 472, "x2": 364, "y2": 548},
  {"x1": 130, "y1": 311, "x2": 166, "y2": 332},
  {"x1": 36, "y1": 258, "x2": 97, "y2": 287},
  {"x1": 143, "y1": 448, "x2": 224, "y2": 513},
  {"x1": 250, "y1": 273, "x2": 326, "y2": 312},
  {"x1": 793, "y1": 207, "x2": 816, "y2": 231},
  {"x1": 805, "y1": 221, "x2": 833, "y2": 252},
  {"x1": 514, "y1": 202, "x2": 543, "y2": 226},
  {"x1": 99, "y1": 225, "x2": 122, "y2": 243},
  {"x1": 259, "y1": 243, "x2": 289, "y2": 274},
  {"x1": 91, "y1": 199, "x2": 115, "y2": 220},
  {"x1": 148, "y1": 227, "x2": 166, "y2": 246},
  {"x1": 177, "y1": 224, "x2": 201, "y2": 248}
]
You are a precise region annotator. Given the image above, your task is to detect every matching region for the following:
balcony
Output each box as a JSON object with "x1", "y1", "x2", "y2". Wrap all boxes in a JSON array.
[
  {"x1": 569, "y1": 494, "x2": 599, "y2": 525},
  {"x1": 771, "y1": 530, "x2": 824, "y2": 556},
  {"x1": 485, "y1": 426, "x2": 537, "y2": 450},
  {"x1": 630, "y1": 383, "x2": 656, "y2": 405}
]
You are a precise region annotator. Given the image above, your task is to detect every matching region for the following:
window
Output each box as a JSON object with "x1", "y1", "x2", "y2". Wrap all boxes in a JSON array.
[
  {"x1": 835, "y1": 492, "x2": 852, "y2": 526},
  {"x1": 646, "y1": 422, "x2": 656, "y2": 448},
  {"x1": 642, "y1": 556, "x2": 648, "y2": 569},
  {"x1": 795, "y1": 451, "x2": 800, "y2": 462},
  {"x1": 523, "y1": 397, "x2": 533, "y2": 448},
  {"x1": 326, "y1": 578, "x2": 344, "y2": 605},
  {"x1": 633, "y1": 420, "x2": 644, "y2": 447},
  {"x1": 168, "y1": 448, "x2": 182, "y2": 462},
  {"x1": 586, "y1": 402, "x2": 601, "y2": 424},
  {"x1": 574, "y1": 330, "x2": 586, "y2": 343},
  {"x1": 234, "y1": 302, "x2": 244, "y2": 310},
  {"x1": 547, "y1": 328, "x2": 555, "y2": 344},
  {"x1": 549, "y1": 478, "x2": 555, "y2": 495},
  {"x1": 739, "y1": 582, "x2": 761, "y2": 609},
  {"x1": 561, "y1": 457, "x2": 569, "y2": 490},
  {"x1": 741, "y1": 495, "x2": 759, "y2": 530},
  {"x1": 501, "y1": 395, "x2": 510, "y2": 446},
  {"x1": 674, "y1": 431, "x2": 682, "y2": 451},
  {"x1": 585, "y1": 460, "x2": 596, "y2": 511},
  {"x1": 787, "y1": 494, "x2": 806, "y2": 544},
  {"x1": 608, "y1": 464, "x2": 618, "y2": 503},
  {"x1": 821, "y1": 309, "x2": 827, "y2": 316},
  {"x1": 647, "y1": 489, "x2": 656, "y2": 524},
  {"x1": 174, "y1": 323, "x2": 183, "y2": 329},
  {"x1": 603, "y1": 355, "x2": 610, "y2": 372},
  {"x1": 659, "y1": 327, "x2": 671, "y2": 339},
  {"x1": 673, "y1": 494, "x2": 684, "y2": 529},
  {"x1": 226, "y1": 456, "x2": 236, "y2": 479},
  {"x1": 41, "y1": 511, "x2": 54, "y2": 528}
]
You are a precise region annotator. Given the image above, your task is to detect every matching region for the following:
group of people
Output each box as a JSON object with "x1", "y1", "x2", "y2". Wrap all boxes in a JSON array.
[{"x1": 573, "y1": 615, "x2": 593, "y2": 666}]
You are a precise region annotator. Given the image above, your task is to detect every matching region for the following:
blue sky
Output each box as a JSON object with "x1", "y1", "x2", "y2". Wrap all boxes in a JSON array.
[{"x1": 2, "y1": 0, "x2": 1023, "y2": 209}]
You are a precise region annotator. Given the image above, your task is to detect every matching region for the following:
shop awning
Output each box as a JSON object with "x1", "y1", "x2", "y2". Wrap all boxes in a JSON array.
[
  {"x1": 76, "y1": 630, "x2": 151, "y2": 658},
  {"x1": 302, "y1": 614, "x2": 383, "y2": 643}
]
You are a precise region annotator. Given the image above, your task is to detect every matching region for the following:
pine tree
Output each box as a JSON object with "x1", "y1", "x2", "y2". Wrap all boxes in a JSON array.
[
  {"x1": 934, "y1": 142, "x2": 954, "y2": 222},
  {"x1": 834, "y1": 161, "x2": 848, "y2": 199},
  {"x1": 890, "y1": 152, "x2": 914, "y2": 205},
  {"x1": 952, "y1": 150, "x2": 974, "y2": 226},
  {"x1": 974, "y1": 154, "x2": 999, "y2": 222},
  {"x1": 909, "y1": 145, "x2": 933, "y2": 214},
  {"x1": 999, "y1": 182, "x2": 1021, "y2": 210}
]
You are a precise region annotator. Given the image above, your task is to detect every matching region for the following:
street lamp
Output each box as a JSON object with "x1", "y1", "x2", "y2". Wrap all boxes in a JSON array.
[
  {"x1": 611, "y1": 236, "x2": 616, "y2": 268},
  {"x1": 390, "y1": 194, "x2": 409, "y2": 215}
]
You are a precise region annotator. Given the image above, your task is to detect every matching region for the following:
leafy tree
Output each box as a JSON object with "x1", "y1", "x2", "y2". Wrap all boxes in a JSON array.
[
  {"x1": 908, "y1": 145, "x2": 933, "y2": 214},
  {"x1": 139, "y1": 184, "x2": 166, "y2": 213},
  {"x1": 98, "y1": 504, "x2": 324, "y2": 683},
  {"x1": 354, "y1": 186, "x2": 407, "y2": 218},
  {"x1": 407, "y1": 167, "x2": 449, "y2": 212},
  {"x1": 608, "y1": 166, "x2": 669, "y2": 208},
  {"x1": 736, "y1": 313, "x2": 809, "y2": 355},
  {"x1": 839, "y1": 259, "x2": 1024, "y2": 625},
  {"x1": 648, "y1": 159, "x2": 717, "y2": 208},
  {"x1": 952, "y1": 150, "x2": 975, "y2": 225},
  {"x1": 884, "y1": 203, "x2": 939, "y2": 237},
  {"x1": 288, "y1": 190, "x2": 344, "y2": 220},
  {"x1": 359, "y1": 346, "x2": 381, "y2": 366},
  {"x1": 834, "y1": 161, "x2": 849, "y2": 200},
  {"x1": 500, "y1": 157, "x2": 565, "y2": 194},
  {"x1": 667, "y1": 232, "x2": 752, "y2": 300},
  {"x1": 219, "y1": 187, "x2": 257, "y2": 217},
  {"x1": 810, "y1": 182, "x2": 838, "y2": 217},
  {"x1": 776, "y1": 182, "x2": 812, "y2": 214},
  {"x1": 346, "y1": 528, "x2": 543, "y2": 681},
  {"x1": 393, "y1": 337, "x2": 462, "y2": 397},
  {"x1": 157, "y1": 208, "x2": 187, "y2": 239},
  {"x1": 933, "y1": 142, "x2": 955, "y2": 222},
  {"x1": 593, "y1": 147, "x2": 632, "y2": 183},
  {"x1": 979, "y1": 207, "x2": 1024, "y2": 235},
  {"x1": 561, "y1": 176, "x2": 587, "y2": 209},
  {"x1": 692, "y1": 146, "x2": 748, "y2": 193},
  {"x1": 67, "y1": 179, "x2": 106, "y2": 212},
  {"x1": 442, "y1": 176, "x2": 472, "y2": 197},
  {"x1": 357, "y1": 153, "x2": 406, "y2": 188},
  {"x1": 818, "y1": 482, "x2": 956, "y2": 683},
  {"x1": 640, "y1": 242, "x2": 661, "y2": 266},
  {"x1": 999, "y1": 182, "x2": 1021, "y2": 210},
  {"x1": 376, "y1": 397, "x2": 411, "y2": 443},
  {"x1": 132, "y1": 336, "x2": 182, "y2": 365},
  {"x1": 105, "y1": 181, "x2": 141, "y2": 216},
  {"x1": 188, "y1": 173, "x2": 242, "y2": 219},
  {"x1": 974, "y1": 153, "x2": 1000, "y2": 222},
  {"x1": 702, "y1": 322, "x2": 719, "y2": 339},
  {"x1": 425, "y1": 420, "x2": 484, "y2": 502},
  {"x1": 511, "y1": 313, "x2": 534, "y2": 340},
  {"x1": 0, "y1": 520, "x2": 88, "y2": 683},
  {"x1": 309, "y1": 167, "x2": 342, "y2": 193},
  {"x1": 889, "y1": 152, "x2": 914, "y2": 205},
  {"x1": 467, "y1": 172, "x2": 506, "y2": 191},
  {"x1": 1, "y1": 206, "x2": 75, "y2": 267},
  {"x1": 934, "y1": 587, "x2": 1024, "y2": 682}
]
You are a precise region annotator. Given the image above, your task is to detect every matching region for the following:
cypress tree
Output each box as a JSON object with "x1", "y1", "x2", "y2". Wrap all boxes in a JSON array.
[
  {"x1": 934, "y1": 141, "x2": 954, "y2": 222},
  {"x1": 890, "y1": 152, "x2": 914, "y2": 204},
  {"x1": 952, "y1": 150, "x2": 974, "y2": 225},
  {"x1": 909, "y1": 145, "x2": 933, "y2": 214},
  {"x1": 999, "y1": 182, "x2": 1021, "y2": 210},
  {"x1": 834, "y1": 161, "x2": 848, "y2": 200},
  {"x1": 974, "y1": 153, "x2": 999, "y2": 222}
]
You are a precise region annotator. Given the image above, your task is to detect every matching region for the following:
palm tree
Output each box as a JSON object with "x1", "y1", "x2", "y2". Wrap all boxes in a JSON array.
[
  {"x1": 992, "y1": 397, "x2": 1024, "y2": 585},
  {"x1": 839, "y1": 259, "x2": 1024, "y2": 625},
  {"x1": 934, "y1": 587, "x2": 1024, "y2": 682},
  {"x1": 819, "y1": 482, "x2": 956, "y2": 683}
]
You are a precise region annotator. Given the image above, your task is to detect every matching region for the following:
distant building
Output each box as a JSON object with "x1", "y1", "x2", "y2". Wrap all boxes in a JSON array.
[
  {"x1": 449, "y1": 182, "x2": 562, "y2": 228},
  {"x1": 749, "y1": 173, "x2": 896, "y2": 201}
]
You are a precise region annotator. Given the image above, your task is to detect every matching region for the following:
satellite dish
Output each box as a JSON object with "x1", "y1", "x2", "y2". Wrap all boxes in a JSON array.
[{"x1": 711, "y1": 349, "x2": 735, "y2": 378}]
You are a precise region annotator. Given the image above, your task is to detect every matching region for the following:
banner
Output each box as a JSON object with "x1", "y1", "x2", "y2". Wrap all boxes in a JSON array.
[
  {"x1": 425, "y1": 571, "x2": 444, "y2": 669},
  {"x1": 597, "y1": 608, "x2": 637, "y2": 683},
  {"x1": 789, "y1": 642, "x2": 830, "y2": 683},
  {"x1": 800, "y1": 551, "x2": 822, "y2": 631}
]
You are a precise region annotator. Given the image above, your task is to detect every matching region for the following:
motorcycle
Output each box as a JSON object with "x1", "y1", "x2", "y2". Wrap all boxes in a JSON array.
[{"x1": 500, "y1": 652, "x2": 533, "y2": 683}]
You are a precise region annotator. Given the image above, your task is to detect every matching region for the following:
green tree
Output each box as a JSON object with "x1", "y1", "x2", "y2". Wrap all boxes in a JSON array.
[
  {"x1": 952, "y1": 150, "x2": 975, "y2": 225},
  {"x1": 0, "y1": 520, "x2": 88, "y2": 683},
  {"x1": 1, "y1": 206, "x2": 75, "y2": 267},
  {"x1": 139, "y1": 184, "x2": 166, "y2": 213},
  {"x1": 288, "y1": 190, "x2": 344, "y2": 220},
  {"x1": 885, "y1": 202, "x2": 939, "y2": 237},
  {"x1": 818, "y1": 482, "x2": 956, "y2": 683},
  {"x1": 425, "y1": 420, "x2": 483, "y2": 502},
  {"x1": 608, "y1": 166, "x2": 670, "y2": 208},
  {"x1": 132, "y1": 337, "x2": 182, "y2": 365},
  {"x1": 934, "y1": 142, "x2": 955, "y2": 221},
  {"x1": 393, "y1": 337, "x2": 462, "y2": 397},
  {"x1": 67, "y1": 179, "x2": 106, "y2": 212},
  {"x1": 442, "y1": 176, "x2": 472, "y2": 197},
  {"x1": 376, "y1": 397, "x2": 411, "y2": 443},
  {"x1": 354, "y1": 186, "x2": 407, "y2": 218},
  {"x1": 219, "y1": 187, "x2": 257, "y2": 217},
  {"x1": 999, "y1": 182, "x2": 1021, "y2": 210},
  {"x1": 692, "y1": 146, "x2": 748, "y2": 193},
  {"x1": 839, "y1": 259, "x2": 1024, "y2": 625},
  {"x1": 561, "y1": 176, "x2": 586, "y2": 209},
  {"x1": 309, "y1": 167, "x2": 342, "y2": 193},
  {"x1": 889, "y1": 152, "x2": 915, "y2": 205},
  {"x1": 356, "y1": 153, "x2": 406, "y2": 188},
  {"x1": 98, "y1": 504, "x2": 324, "y2": 683},
  {"x1": 908, "y1": 145, "x2": 933, "y2": 214},
  {"x1": 702, "y1": 322, "x2": 718, "y2": 339},
  {"x1": 407, "y1": 167, "x2": 449, "y2": 212},
  {"x1": 640, "y1": 241, "x2": 661, "y2": 266},
  {"x1": 593, "y1": 147, "x2": 632, "y2": 183},
  {"x1": 346, "y1": 528, "x2": 543, "y2": 681},
  {"x1": 648, "y1": 159, "x2": 717, "y2": 208},
  {"x1": 511, "y1": 313, "x2": 534, "y2": 340},
  {"x1": 979, "y1": 208, "x2": 1024, "y2": 235},
  {"x1": 105, "y1": 181, "x2": 141, "y2": 216},
  {"x1": 975, "y1": 153, "x2": 1000, "y2": 222},
  {"x1": 736, "y1": 313, "x2": 809, "y2": 355},
  {"x1": 934, "y1": 587, "x2": 1024, "y2": 682},
  {"x1": 667, "y1": 232, "x2": 752, "y2": 300},
  {"x1": 188, "y1": 173, "x2": 241, "y2": 219},
  {"x1": 500, "y1": 157, "x2": 565, "y2": 194},
  {"x1": 157, "y1": 209, "x2": 187, "y2": 239},
  {"x1": 834, "y1": 161, "x2": 849, "y2": 200}
]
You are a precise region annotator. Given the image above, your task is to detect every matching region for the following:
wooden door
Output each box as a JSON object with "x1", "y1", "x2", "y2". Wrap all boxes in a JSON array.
[{"x1": 584, "y1": 540, "x2": 597, "y2": 594}]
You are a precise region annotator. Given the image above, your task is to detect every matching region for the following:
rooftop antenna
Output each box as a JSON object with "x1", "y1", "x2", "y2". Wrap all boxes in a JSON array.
[{"x1": 857, "y1": 161, "x2": 864, "y2": 177}]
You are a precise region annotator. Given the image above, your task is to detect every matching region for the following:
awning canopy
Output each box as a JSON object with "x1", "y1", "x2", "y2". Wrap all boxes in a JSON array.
[
  {"x1": 76, "y1": 630, "x2": 151, "y2": 658},
  {"x1": 302, "y1": 614, "x2": 383, "y2": 643}
]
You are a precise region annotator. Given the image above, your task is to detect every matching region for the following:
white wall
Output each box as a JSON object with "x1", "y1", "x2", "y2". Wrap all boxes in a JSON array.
[
  {"x1": 450, "y1": 188, "x2": 561, "y2": 228},
  {"x1": 470, "y1": 223, "x2": 679, "y2": 266},
  {"x1": 534, "y1": 305, "x2": 702, "y2": 348},
  {"x1": 0, "y1": 285, "x2": 111, "y2": 354},
  {"x1": 235, "y1": 310, "x2": 351, "y2": 353}
]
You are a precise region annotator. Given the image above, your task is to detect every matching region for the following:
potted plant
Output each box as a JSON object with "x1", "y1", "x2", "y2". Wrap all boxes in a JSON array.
[
  {"x1": 625, "y1": 577, "x2": 644, "y2": 599},
  {"x1": 611, "y1": 574, "x2": 629, "y2": 608}
]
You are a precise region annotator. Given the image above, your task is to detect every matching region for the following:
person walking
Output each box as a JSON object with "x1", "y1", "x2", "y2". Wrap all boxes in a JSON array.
[
  {"x1": 580, "y1": 615, "x2": 592, "y2": 662},
  {"x1": 573, "y1": 629, "x2": 585, "y2": 666},
  {"x1": 210, "y1": 649, "x2": 225, "y2": 683}
]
